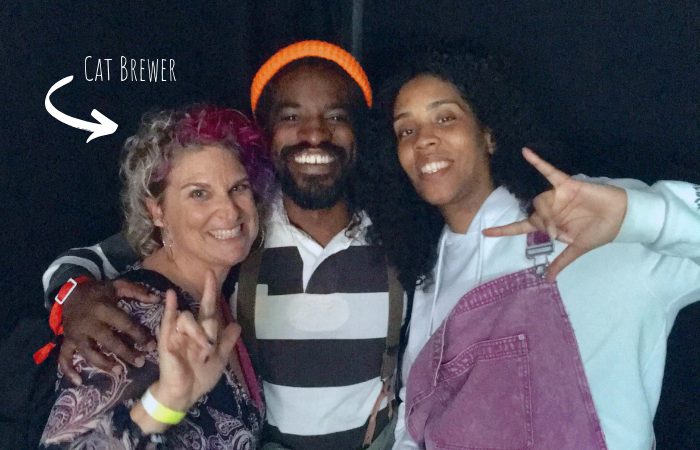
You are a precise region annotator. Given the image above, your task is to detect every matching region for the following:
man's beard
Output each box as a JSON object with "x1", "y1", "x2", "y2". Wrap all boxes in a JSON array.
[{"x1": 276, "y1": 142, "x2": 353, "y2": 210}]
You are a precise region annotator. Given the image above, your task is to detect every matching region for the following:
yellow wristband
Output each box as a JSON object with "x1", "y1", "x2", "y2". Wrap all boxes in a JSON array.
[{"x1": 140, "y1": 388, "x2": 186, "y2": 425}]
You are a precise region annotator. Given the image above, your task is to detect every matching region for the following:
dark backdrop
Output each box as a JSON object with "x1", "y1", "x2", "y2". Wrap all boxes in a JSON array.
[{"x1": 1, "y1": 1, "x2": 697, "y2": 448}]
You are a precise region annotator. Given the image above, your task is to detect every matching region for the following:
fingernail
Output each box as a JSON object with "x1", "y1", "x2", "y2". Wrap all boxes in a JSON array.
[
  {"x1": 134, "y1": 356, "x2": 145, "y2": 367},
  {"x1": 146, "y1": 340, "x2": 157, "y2": 351},
  {"x1": 111, "y1": 365, "x2": 123, "y2": 375}
]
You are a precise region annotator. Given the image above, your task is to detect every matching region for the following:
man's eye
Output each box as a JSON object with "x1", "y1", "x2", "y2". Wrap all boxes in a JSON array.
[
  {"x1": 280, "y1": 114, "x2": 298, "y2": 122},
  {"x1": 397, "y1": 128, "x2": 414, "y2": 139},
  {"x1": 327, "y1": 114, "x2": 348, "y2": 122}
]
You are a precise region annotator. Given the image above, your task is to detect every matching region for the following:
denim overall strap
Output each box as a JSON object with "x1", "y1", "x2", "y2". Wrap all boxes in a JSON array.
[{"x1": 405, "y1": 233, "x2": 607, "y2": 449}]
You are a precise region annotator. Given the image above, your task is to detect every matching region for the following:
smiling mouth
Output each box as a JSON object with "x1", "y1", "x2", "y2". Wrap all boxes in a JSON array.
[
  {"x1": 210, "y1": 226, "x2": 242, "y2": 240},
  {"x1": 420, "y1": 160, "x2": 450, "y2": 174},
  {"x1": 293, "y1": 149, "x2": 336, "y2": 165}
]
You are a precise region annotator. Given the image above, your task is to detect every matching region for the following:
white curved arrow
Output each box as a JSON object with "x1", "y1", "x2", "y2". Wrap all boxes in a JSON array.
[{"x1": 45, "y1": 75, "x2": 118, "y2": 143}]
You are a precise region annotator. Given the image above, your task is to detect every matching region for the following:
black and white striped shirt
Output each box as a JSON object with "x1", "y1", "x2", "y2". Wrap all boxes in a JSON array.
[{"x1": 246, "y1": 196, "x2": 392, "y2": 449}]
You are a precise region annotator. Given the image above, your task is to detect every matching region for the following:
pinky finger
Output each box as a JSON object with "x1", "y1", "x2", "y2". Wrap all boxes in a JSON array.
[{"x1": 545, "y1": 245, "x2": 584, "y2": 282}]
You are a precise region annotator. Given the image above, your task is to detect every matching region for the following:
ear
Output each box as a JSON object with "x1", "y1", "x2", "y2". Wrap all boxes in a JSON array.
[
  {"x1": 145, "y1": 197, "x2": 165, "y2": 227},
  {"x1": 484, "y1": 129, "x2": 496, "y2": 155}
]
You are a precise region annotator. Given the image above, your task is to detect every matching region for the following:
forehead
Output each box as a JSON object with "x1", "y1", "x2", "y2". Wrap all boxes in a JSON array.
[
  {"x1": 394, "y1": 75, "x2": 464, "y2": 113},
  {"x1": 169, "y1": 145, "x2": 243, "y2": 178},
  {"x1": 272, "y1": 64, "x2": 352, "y2": 107}
]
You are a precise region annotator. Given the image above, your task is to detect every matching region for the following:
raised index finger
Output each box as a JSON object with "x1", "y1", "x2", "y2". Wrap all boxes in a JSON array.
[
  {"x1": 483, "y1": 218, "x2": 537, "y2": 237},
  {"x1": 522, "y1": 147, "x2": 570, "y2": 187}
]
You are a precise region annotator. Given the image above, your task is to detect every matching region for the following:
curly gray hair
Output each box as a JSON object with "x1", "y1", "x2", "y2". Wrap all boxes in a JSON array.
[{"x1": 120, "y1": 105, "x2": 275, "y2": 256}]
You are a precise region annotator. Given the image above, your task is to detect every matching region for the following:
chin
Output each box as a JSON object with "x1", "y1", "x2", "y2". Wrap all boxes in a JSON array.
[
  {"x1": 213, "y1": 242, "x2": 253, "y2": 267},
  {"x1": 417, "y1": 188, "x2": 452, "y2": 208}
]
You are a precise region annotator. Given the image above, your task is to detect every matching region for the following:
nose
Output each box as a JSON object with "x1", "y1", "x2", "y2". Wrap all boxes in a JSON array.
[
  {"x1": 298, "y1": 116, "x2": 332, "y2": 146},
  {"x1": 216, "y1": 194, "x2": 243, "y2": 223},
  {"x1": 415, "y1": 124, "x2": 439, "y2": 150}
]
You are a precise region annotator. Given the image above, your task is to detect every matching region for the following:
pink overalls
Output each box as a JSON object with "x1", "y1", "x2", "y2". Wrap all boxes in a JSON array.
[{"x1": 405, "y1": 232, "x2": 608, "y2": 449}]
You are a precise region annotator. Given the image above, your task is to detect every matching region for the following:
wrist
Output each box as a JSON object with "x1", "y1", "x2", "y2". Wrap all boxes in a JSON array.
[
  {"x1": 130, "y1": 399, "x2": 171, "y2": 434},
  {"x1": 148, "y1": 382, "x2": 191, "y2": 417},
  {"x1": 53, "y1": 276, "x2": 92, "y2": 330},
  {"x1": 130, "y1": 383, "x2": 188, "y2": 434},
  {"x1": 33, "y1": 276, "x2": 92, "y2": 365}
]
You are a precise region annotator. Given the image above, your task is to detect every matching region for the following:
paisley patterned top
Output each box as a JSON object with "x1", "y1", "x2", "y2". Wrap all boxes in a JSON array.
[{"x1": 40, "y1": 268, "x2": 263, "y2": 450}]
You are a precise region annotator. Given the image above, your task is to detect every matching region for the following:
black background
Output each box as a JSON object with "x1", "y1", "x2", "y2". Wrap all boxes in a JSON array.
[{"x1": 0, "y1": 1, "x2": 698, "y2": 448}]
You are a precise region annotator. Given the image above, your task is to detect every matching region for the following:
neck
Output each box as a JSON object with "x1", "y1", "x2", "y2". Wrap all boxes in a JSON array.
[
  {"x1": 440, "y1": 186, "x2": 496, "y2": 234},
  {"x1": 283, "y1": 195, "x2": 352, "y2": 247},
  {"x1": 143, "y1": 249, "x2": 227, "y2": 301}
]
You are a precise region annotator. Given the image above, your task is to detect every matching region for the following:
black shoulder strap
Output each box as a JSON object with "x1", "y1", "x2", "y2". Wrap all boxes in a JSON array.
[
  {"x1": 396, "y1": 287, "x2": 414, "y2": 396},
  {"x1": 364, "y1": 261, "x2": 405, "y2": 445},
  {"x1": 381, "y1": 262, "x2": 404, "y2": 383},
  {"x1": 236, "y1": 246, "x2": 263, "y2": 371}
]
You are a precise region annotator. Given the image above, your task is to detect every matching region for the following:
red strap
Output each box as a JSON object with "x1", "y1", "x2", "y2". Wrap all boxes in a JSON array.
[
  {"x1": 48, "y1": 301, "x2": 64, "y2": 335},
  {"x1": 34, "y1": 276, "x2": 91, "y2": 365},
  {"x1": 33, "y1": 342, "x2": 56, "y2": 364}
]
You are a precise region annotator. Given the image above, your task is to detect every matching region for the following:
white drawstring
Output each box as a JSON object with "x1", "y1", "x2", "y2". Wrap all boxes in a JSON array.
[
  {"x1": 475, "y1": 213, "x2": 486, "y2": 287},
  {"x1": 430, "y1": 229, "x2": 448, "y2": 387},
  {"x1": 428, "y1": 230, "x2": 448, "y2": 338}
]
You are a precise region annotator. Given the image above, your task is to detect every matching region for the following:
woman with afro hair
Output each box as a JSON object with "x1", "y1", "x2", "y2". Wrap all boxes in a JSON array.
[{"x1": 357, "y1": 49, "x2": 700, "y2": 450}]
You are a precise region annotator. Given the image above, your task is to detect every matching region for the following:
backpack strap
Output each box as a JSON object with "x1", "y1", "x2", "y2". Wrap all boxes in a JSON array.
[
  {"x1": 236, "y1": 246, "x2": 263, "y2": 371},
  {"x1": 396, "y1": 287, "x2": 414, "y2": 395},
  {"x1": 382, "y1": 263, "x2": 404, "y2": 383},
  {"x1": 363, "y1": 261, "x2": 404, "y2": 446}
]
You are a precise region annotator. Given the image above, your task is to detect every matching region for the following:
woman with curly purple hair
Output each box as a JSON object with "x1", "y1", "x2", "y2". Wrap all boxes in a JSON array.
[{"x1": 40, "y1": 105, "x2": 274, "y2": 449}]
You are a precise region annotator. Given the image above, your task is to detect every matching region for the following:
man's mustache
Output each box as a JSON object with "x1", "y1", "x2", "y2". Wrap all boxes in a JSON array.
[{"x1": 280, "y1": 142, "x2": 348, "y2": 162}]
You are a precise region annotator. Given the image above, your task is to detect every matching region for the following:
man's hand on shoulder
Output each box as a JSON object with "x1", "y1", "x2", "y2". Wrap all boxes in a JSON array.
[{"x1": 59, "y1": 279, "x2": 159, "y2": 385}]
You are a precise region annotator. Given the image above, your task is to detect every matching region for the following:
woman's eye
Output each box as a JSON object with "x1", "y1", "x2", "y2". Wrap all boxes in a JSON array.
[
  {"x1": 231, "y1": 183, "x2": 251, "y2": 194},
  {"x1": 437, "y1": 115, "x2": 455, "y2": 124},
  {"x1": 280, "y1": 114, "x2": 298, "y2": 122},
  {"x1": 190, "y1": 189, "x2": 208, "y2": 200},
  {"x1": 327, "y1": 114, "x2": 348, "y2": 122}
]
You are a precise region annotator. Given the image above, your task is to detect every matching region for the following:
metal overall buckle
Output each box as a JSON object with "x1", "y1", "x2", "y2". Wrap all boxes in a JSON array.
[{"x1": 526, "y1": 231, "x2": 554, "y2": 278}]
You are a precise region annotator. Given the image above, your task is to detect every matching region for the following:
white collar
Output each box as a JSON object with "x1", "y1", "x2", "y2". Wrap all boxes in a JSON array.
[
  {"x1": 266, "y1": 189, "x2": 373, "y2": 241},
  {"x1": 442, "y1": 186, "x2": 523, "y2": 244}
]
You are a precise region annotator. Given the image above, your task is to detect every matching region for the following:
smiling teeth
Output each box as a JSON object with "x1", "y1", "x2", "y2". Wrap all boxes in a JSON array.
[
  {"x1": 420, "y1": 161, "x2": 450, "y2": 174},
  {"x1": 211, "y1": 228, "x2": 241, "y2": 240},
  {"x1": 294, "y1": 153, "x2": 335, "y2": 164}
]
